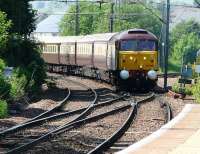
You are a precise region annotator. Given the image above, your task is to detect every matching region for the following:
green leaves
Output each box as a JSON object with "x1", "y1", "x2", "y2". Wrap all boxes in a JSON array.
[
  {"x1": 59, "y1": 2, "x2": 162, "y2": 37},
  {"x1": 0, "y1": 100, "x2": 8, "y2": 118},
  {"x1": 170, "y1": 20, "x2": 200, "y2": 65},
  {"x1": 0, "y1": 0, "x2": 36, "y2": 36},
  {"x1": 0, "y1": 11, "x2": 11, "y2": 51}
]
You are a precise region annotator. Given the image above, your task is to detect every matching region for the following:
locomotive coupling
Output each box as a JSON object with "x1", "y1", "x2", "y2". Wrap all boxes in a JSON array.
[
  {"x1": 120, "y1": 70, "x2": 129, "y2": 80},
  {"x1": 147, "y1": 70, "x2": 157, "y2": 80}
]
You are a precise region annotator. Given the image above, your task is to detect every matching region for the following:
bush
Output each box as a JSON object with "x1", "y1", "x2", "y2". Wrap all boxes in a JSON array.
[
  {"x1": 0, "y1": 75, "x2": 10, "y2": 99},
  {"x1": 184, "y1": 85, "x2": 193, "y2": 95},
  {"x1": 9, "y1": 68, "x2": 27, "y2": 100},
  {"x1": 0, "y1": 11, "x2": 11, "y2": 52},
  {"x1": 172, "y1": 82, "x2": 180, "y2": 93},
  {"x1": 192, "y1": 78, "x2": 200, "y2": 103},
  {"x1": 0, "y1": 100, "x2": 8, "y2": 118},
  {"x1": 4, "y1": 37, "x2": 46, "y2": 87},
  {"x1": 172, "y1": 82, "x2": 192, "y2": 95},
  {"x1": 0, "y1": 58, "x2": 6, "y2": 72}
]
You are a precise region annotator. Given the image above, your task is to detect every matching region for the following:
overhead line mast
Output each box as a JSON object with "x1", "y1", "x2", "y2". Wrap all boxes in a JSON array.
[
  {"x1": 75, "y1": 0, "x2": 80, "y2": 35},
  {"x1": 164, "y1": 0, "x2": 170, "y2": 90}
]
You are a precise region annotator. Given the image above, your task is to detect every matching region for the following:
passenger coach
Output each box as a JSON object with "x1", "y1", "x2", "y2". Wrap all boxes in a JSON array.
[{"x1": 36, "y1": 29, "x2": 159, "y2": 90}]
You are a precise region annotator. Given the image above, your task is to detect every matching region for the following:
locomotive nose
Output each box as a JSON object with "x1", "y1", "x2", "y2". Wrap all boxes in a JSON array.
[{"x1": 120, "y1": 70, "x2": 129, "y2": 80}]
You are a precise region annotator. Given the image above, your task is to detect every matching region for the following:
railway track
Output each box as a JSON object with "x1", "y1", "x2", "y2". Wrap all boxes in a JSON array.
[
  {"x1": 10, "y1": 93, "x2": 154, "y2": 154},
  {"x1": 0, "y1": 77, "x2": 130, "y2": 154},
  {"x1": 105, "y1": 94, "x2": 173, "y2": 153},
  {"x1": 0, "y1": 75, "x2": 173, "y2": 154},
  {"x1": 0, "y1": 77, "x2": 98, "y2": 153}
]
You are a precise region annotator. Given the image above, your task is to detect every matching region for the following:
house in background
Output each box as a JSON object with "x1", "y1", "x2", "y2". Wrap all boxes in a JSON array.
[{"x1": 32, "y1": 14, "x2": 63, "y2": 38}]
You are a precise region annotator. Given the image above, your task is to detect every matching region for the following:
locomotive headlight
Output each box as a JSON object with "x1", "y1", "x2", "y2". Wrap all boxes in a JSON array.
[
  {"x1": 143, "y1": 57, "x2": 147, "y2": 60},
  {"x1": 130, "y1": 56, "x2": 133, "y2": 60},
  {"x1": 147, "y1": 70, "x2": 157, "y2": 80},
  {"x1": 120, "y1": 70, "x2": 129, "y2": 80}
]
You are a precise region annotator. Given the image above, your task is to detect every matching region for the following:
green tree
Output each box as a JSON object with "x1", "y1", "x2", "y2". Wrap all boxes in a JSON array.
[
  {"x1": 171, "y1": 33, "x2": 200, "y2": 64},
  {"x1": 170, "y1": 20, "x2": 200, "y2": 65},
  {"x1": 0, "y1": 11, "x2": 11, "y2": 51},
  {"x1": 0, "y1": 1, "x2": 46, "y2": 97},
  {"x1": 59, "y1": 2, "x2": 162, "y2": 37},
  {"x1": 170, "y1": 20, "x2": 200, "y2": 51},
  {"x1": 0, "y1": 0, "x2": 36, "y2": 36}
]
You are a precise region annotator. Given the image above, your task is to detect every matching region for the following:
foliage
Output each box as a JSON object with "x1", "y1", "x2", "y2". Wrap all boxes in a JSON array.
[
  {"x1": 194, "y1": 0, "x2": 200, "y2": 6},
  {"x1": 171, "y1": 33, "x2": 200, "y2": 64},
  {"x1": 0, "y1": 0, "x2": 46, "y2": 119},
  {"x1": 168, "y1": 58, "x2": 182, "y2": 73},
  {"x1": 0, "y1": 0, "x2": 36, "y2": 36},
  {"x1": 0, "y1": 11, "x2": 11, "y2": 51},
  {"x1": 59, "y1": 2, "x2": 162, "y2": 37},
  {"x1": 0, "y1": 100, "x2": 8, "y2": 118},
  {"x1": 172, "y1": 82, "x2": 180, "y2": 93},
  {"x1": 192, "y1": 78, "x2": 200, "y2": 103},
  {"x1": 0, "y1": 58, "x2": 6, "y2": 73},
  {"x1": 170, "y1": 20, "x2": 200, "y2": 48},
  {"x1": 170, "y1": 20, "x2": 200, "y2": 68},
  {"x1": 0, "y1": 75, "x2": 10, "y2": 99},
  {"x1": 185, "y1": 85, "x2": 193, "y2": 95},
  {"x1": 9, "y1": 68, "x2": 27, "y2": 100},
  {"x1": 172, "y1": 82, "x2": 192, "y2": 95},
  {"x1": 3, "y1": 37, "x2": 47, "y2": 88}
]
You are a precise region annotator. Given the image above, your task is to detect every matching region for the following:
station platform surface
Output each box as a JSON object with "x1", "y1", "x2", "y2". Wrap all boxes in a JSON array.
[{"x1": 117, "y1": 104, "x2": 200, "y2": 154}]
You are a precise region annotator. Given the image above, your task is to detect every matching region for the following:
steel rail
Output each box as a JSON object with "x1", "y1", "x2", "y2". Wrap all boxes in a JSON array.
[
  {"x1": 0, "y1": 91, "x2": 127, "y2": 138},
  {"x1": 88, "y1": 93, "x2": 155, "y2": 154},
  {"x1": 6, "y1": 94, "x2": 152, "y2": 153},
  {"x1": 27, "y1": 87, "x2": 71, "y2": 122},
  {"x1": 6, "y1": 103, "x2": 132, "y2": 153},
  {"x1": 0, "y1": 87, "x2": 71, "y2": 136},
  {"x1": 0, "y1": 78, "x2": 99, "y2": 154},
  {"x1": 2, "y1": 78, "x2": 99, "y2": 153},
  {"x1": 162, "y1": 101, "x2": 173, "y2": 123}
]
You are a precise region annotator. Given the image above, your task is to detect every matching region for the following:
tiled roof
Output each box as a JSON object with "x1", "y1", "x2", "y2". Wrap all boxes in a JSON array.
[{"x1": 35, "y1": 15, "x2": 63, "y2": 33}]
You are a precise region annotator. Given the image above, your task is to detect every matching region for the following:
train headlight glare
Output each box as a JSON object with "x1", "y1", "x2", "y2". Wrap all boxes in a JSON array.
[
  {"x1": 147, "y1": 70, "x2": 157, "y2": 80},
  {"x1": 143, "y1": 57, "x2": 147, "y2": 60},
  {"x1": 120, "y1": 70, "x2": 129, "y2": 80},
  {"x1": 130, "y1": 56, "x2": 133, "y2": 60},
  {"x1": 139, "y1": 65, "x2": 143, "y2": 69}
]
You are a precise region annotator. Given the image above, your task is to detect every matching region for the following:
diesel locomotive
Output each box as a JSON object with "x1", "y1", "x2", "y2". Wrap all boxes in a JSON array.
[{"x1": 36, "y1": 29, "x2": 159, "y2": 90}]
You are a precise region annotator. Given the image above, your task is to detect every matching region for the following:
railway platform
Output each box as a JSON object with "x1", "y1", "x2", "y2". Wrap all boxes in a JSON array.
[{"x1": 117, "y1": 104, "x2": 200, "y2": 154}]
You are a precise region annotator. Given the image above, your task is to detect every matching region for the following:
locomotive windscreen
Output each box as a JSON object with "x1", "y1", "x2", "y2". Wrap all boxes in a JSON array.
[{"x1": 120, "y1": 40, "x2": 156, "y2": 51}]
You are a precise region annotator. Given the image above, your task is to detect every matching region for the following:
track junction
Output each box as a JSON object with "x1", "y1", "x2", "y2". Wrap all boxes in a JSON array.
[{"x1": 0, "y1": 74, "x2": 174, "y2": 154}]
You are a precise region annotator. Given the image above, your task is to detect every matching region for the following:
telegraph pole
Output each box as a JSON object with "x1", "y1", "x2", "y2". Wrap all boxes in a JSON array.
[
  {"x1": 75, "y1": 0, "x2": 80, "y2": 35},
  {"x1": 164, "y1": 0, "x2": 170, "y2": 90},
  {"x1": 109, "y1": 2, "x2": 114, "y2": 32}
]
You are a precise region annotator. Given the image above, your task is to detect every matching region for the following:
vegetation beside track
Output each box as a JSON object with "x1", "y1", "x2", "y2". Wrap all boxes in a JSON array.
[{"x1": 0, "y1": 1, "x2": 46, "y2": 118}]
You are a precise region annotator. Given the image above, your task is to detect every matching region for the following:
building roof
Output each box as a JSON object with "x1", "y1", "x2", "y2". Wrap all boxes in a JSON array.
[
  {"x1": 35, "y1": 33, "x2": 116, "y2": 43},
  {"x1": 35, "y1": 15, "x2": 63, "y2": 33}
]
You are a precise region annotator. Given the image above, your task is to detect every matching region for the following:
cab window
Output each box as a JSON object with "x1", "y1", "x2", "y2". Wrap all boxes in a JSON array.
[{"x1": 120, "y1": 40, "x2": 156, "y2": 51}]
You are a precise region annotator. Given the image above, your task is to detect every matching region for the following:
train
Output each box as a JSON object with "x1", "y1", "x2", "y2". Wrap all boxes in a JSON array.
[{"x1": 36, "y1": 29, "x2": 159, "y2": 90}]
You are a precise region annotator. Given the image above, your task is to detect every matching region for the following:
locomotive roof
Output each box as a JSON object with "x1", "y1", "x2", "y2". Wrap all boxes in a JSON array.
[{"x1": 110, "y1": 29, "x2": 158, "y2": 41}]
